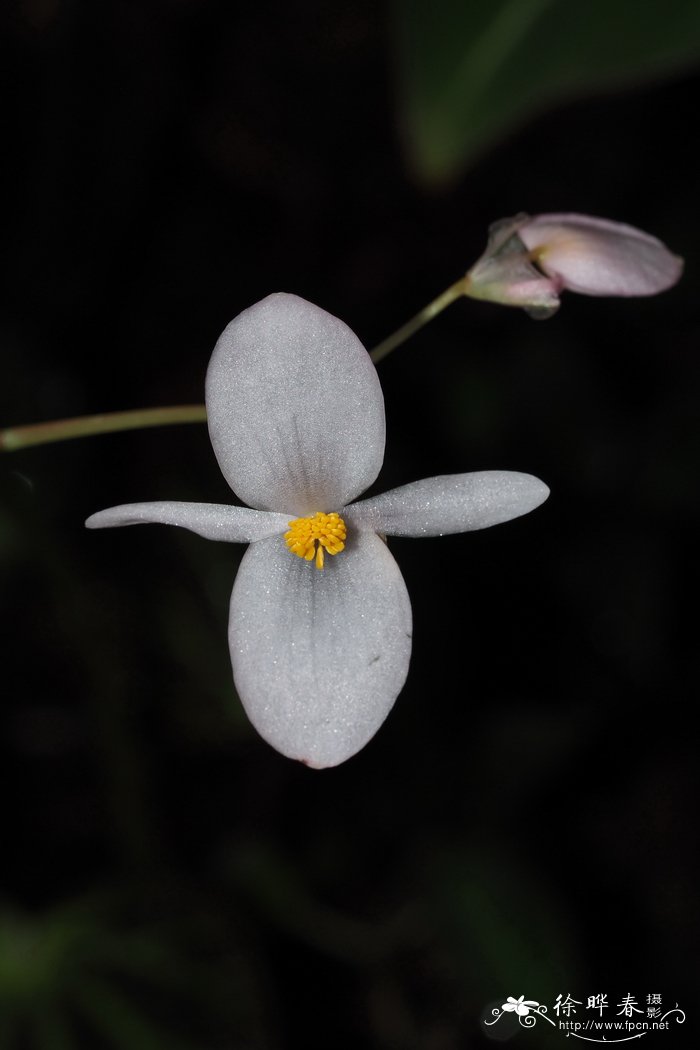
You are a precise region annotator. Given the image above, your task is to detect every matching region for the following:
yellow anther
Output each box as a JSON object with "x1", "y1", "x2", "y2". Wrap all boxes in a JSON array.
[{"x1": 284, "y1": 511, "x2": 347, "y2": 570}]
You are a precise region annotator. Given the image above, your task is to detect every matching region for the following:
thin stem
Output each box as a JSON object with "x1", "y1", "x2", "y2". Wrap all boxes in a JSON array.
[
  {"x1": 0, "y1": 404, "x2": 207, "y2": 452},
  {"x1": 369, "y1": 276, "x2": 467, "y2": 364},
  {"x1": 1, "y1": 277, "x2": 467, "y2": 451}
]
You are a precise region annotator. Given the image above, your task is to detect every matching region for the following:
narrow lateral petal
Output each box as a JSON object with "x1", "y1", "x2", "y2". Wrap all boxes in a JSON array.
[
  {"x1": 229, "y1": 529, "x2": 412, "y2": 768},
  {"x1": 85, "y1": 502, "x2": 289, "y2": 543},
  {"x1": 344, "y1": 472, "x2": 549, "y2": 536},
  {"x1": 206, "y1": 293, "x2": 385, "y2": 515},
  {"x1": 519, "y1": 213, "x2": 683, "y2": 296}
]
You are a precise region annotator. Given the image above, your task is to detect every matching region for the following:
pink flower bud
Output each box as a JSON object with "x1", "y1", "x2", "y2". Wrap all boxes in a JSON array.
[
  {"x1": 466, "y1": 212, "x2": 683, "y2": 317},
  {"x1": 465, "y1": 214, "x2": 561, "y2": 318}
]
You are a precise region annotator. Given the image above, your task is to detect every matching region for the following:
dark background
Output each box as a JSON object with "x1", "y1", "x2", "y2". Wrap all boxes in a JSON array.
[{"x1": 2, "y1": 2, "x2": 699, "y2": 1048}]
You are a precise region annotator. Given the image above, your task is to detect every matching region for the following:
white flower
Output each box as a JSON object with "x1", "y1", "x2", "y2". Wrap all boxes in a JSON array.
[
  {"x1": 502, "y1": 995, "x2": 540, "y2": 1016},
  {"x1": 86, "y1": 294, "x2": 549, "y2": 768}
]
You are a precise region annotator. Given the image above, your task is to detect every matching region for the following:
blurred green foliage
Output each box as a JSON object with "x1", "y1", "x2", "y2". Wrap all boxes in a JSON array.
[
  {"x1": 395, "y1": 0, "x2": 700, "y2": 183},
  {"x1": 0, "y1": 892, "x2": 274, "y2": 1049}
]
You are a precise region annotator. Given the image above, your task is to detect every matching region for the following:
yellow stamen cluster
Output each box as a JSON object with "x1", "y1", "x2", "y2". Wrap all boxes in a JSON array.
[{"x1": 285, "y1": 511, "x2": 347, "y2": 570}]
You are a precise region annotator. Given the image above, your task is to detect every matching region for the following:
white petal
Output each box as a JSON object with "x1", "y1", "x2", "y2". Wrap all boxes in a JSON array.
[
  {"x1": 228, "y1": 529, "x2": 412, "y2": 768},
  {"x1": 206, "y1": 293, "x2": 385, "y2": 515},
  {"x1": 519, "y1": 213, "x2": 683, "y2": 296},
  {"x1": 85, "y1": 502, "x2": 289, "y2": 543},
  {"x1": 344, "y1": 472, "x2": 549, "y2": 537}
]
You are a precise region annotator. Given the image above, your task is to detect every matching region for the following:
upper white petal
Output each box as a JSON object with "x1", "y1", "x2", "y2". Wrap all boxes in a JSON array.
[
  {"x1": 206, "y1": 293, "x2": 385, "y2": 515},
  {"x1": 85, "y1": 501, "x2": 289, "y2": 543},
  {"x1": 228, "y1": 529, "x2": 412, "y2": 768},
  {"x1": 344, "y1": 472, "x2": 549, "y2": 536},
  {"x1": 519, "y1": 213, "x2": 683, "y2": 297}
]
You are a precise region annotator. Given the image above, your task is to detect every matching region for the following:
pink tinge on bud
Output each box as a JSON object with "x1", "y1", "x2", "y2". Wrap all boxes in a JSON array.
[
  {"x1": 465, "y1": 212, "x2": 683, "y2": 317},
  {"x1": 518, "y1": 213, "x2": 684, "y2": 297},
  {"x1": 465, "y1": 213, "x2": 562, "y2": 319}
]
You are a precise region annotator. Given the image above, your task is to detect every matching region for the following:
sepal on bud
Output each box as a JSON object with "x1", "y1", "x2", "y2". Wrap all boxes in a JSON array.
[{"x1": 465, "y1": 213, "x2": 561, "y2": 319}]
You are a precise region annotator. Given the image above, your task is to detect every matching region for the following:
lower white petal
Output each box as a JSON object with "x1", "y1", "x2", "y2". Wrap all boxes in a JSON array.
[
  {"x1": 85, "y1": 502, "x2": 289, "y2": 543},
  {"x1": 229, "y1": 529, "x2": 412, "y2": 768},
  {"x1": 344, "y1": 472, "x2": 549, "y2": 536}
]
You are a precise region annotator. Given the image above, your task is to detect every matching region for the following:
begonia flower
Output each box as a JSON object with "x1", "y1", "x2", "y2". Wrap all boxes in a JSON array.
[
  {"x1": 465, "y1": 212, "x2": 683, "y2": 318},
  {"x1": 86, "y1": 294, "x2": 549, "y2": 768}
]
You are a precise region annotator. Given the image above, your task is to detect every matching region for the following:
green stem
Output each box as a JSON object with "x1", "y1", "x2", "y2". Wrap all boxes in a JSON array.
[
  {"x1": 369, "y1": 277, "x2": 466, "y2": 364},
  {"x1": 1, "y1": 278, "x2": 467, "y2": 451},
  {"x1": 0, "y1": 404, "x2": 207, "y2": 452}
]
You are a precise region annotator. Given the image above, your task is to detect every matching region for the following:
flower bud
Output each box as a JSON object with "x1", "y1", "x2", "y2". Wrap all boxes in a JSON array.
[{"x1": 466, "y1": 212, "x2": 683, "y2": 318}]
